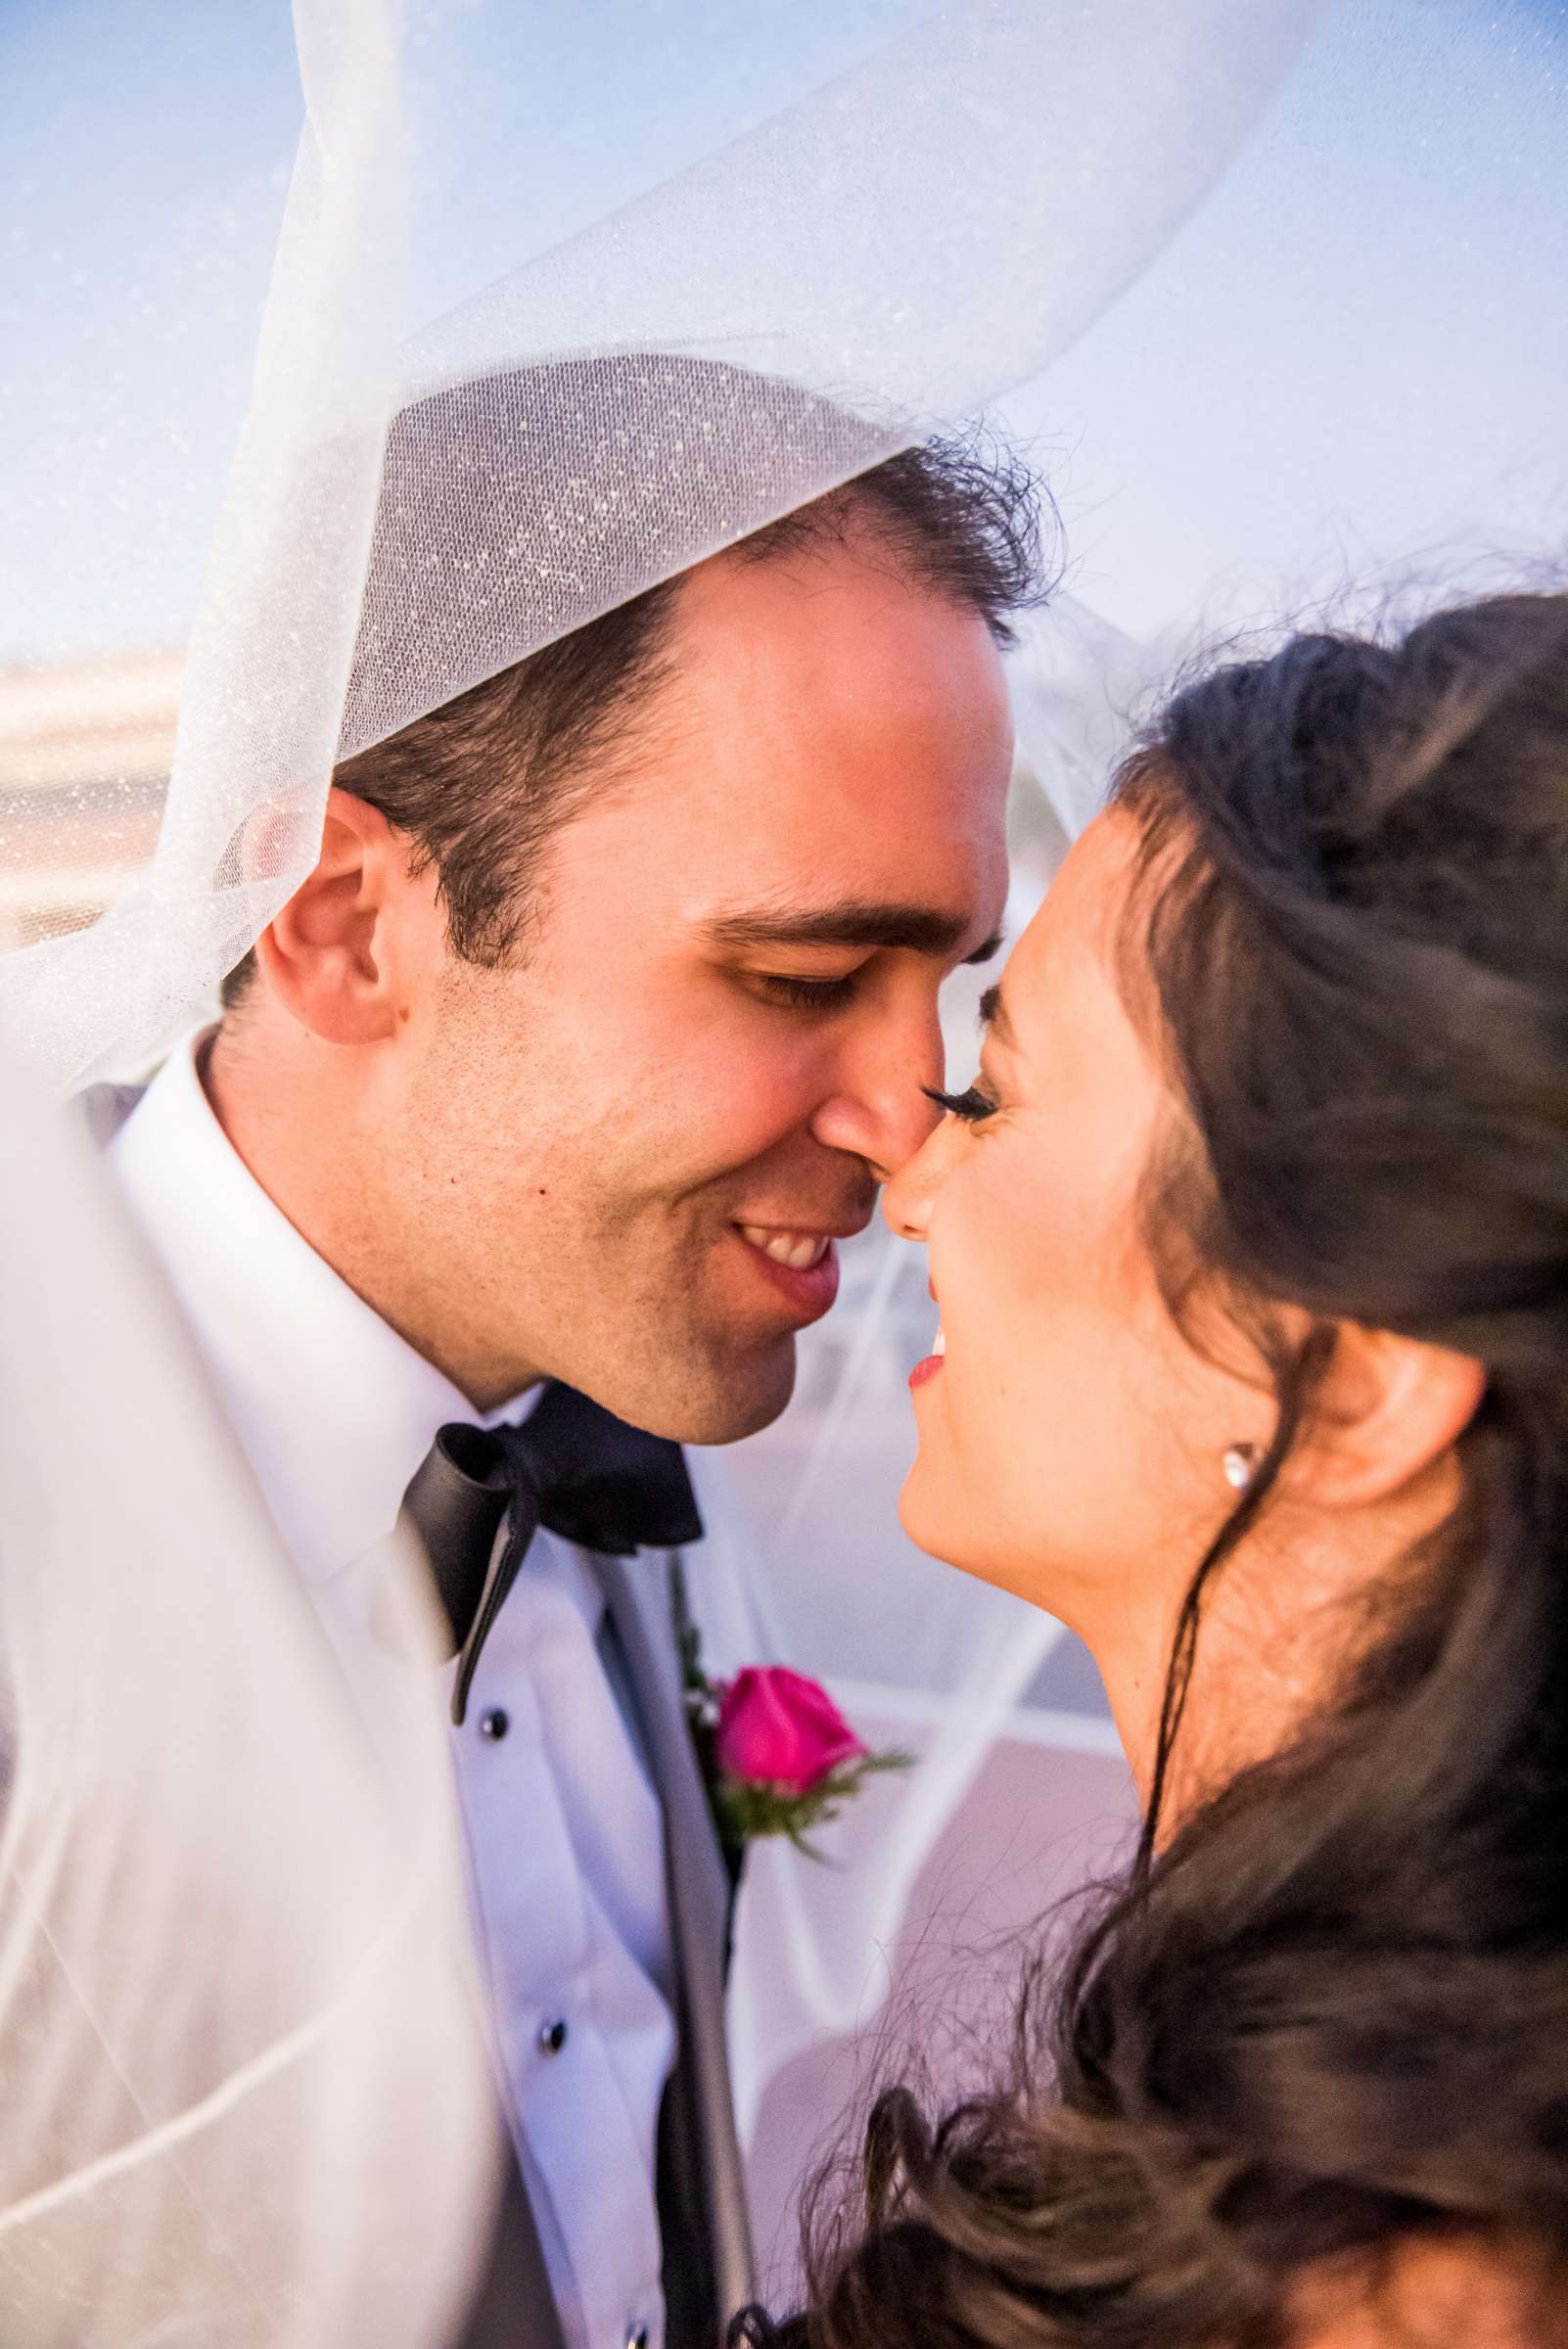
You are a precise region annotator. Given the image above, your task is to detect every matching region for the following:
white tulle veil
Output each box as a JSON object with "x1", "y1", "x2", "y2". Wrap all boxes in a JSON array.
[
  {"x1": 0, "y1": 1020, "x2": 500, "y2": 2341},
  {"x1": 1, "y1": 0, "x2": 1564, "y2": 2315}
]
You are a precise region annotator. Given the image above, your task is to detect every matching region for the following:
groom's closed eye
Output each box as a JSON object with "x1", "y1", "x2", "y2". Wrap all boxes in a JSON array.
[
  {"x1": 750, "y1": 938, "x2": 1002, "y2": 1013},
  {"x1": 751, "y1": 972, "x2": 862, "y2": 1011}
]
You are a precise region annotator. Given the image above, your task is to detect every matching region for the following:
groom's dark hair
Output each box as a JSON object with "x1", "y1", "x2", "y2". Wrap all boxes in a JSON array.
[{"x1": 221, "y1": 354, "x2": 1048, "y2": 1006}]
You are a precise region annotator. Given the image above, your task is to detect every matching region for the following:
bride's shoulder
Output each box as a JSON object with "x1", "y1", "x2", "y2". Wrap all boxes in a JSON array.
[{"x1": 1289, "y1": 2234, "x2": 1565, "y2": 2349}]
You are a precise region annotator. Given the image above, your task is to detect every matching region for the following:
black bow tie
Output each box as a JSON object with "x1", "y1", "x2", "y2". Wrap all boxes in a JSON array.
[{"x1": 398, "y1": 1380, "x2": 704, "y2": 1725}]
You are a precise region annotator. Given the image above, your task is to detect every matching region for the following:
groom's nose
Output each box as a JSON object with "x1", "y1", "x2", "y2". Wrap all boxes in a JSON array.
[{"x1": 807, "y1": 993, "x2": 945, "y2": 1181}]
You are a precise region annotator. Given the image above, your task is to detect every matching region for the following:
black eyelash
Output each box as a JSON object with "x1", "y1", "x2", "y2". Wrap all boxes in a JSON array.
[
  {"x1": 756, "y1": 974, "x2": 857, "y2": 1009},
  {"x1": 922, "y1": 1082, "x2": 997, "y2": 1123}
]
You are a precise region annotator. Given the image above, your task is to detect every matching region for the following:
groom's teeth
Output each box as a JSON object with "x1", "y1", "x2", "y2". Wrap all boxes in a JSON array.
[
  {"x1": 933, "y1": 1327, "x2": 946, "y2": 1356},
  {"x1": 740, "y1": 1225, "x2": 830, "y2": 1270}
]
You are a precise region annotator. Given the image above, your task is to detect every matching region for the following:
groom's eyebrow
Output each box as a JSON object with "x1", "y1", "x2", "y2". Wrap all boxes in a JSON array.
[{"x1": 703, "y1": 899, "x2": 1002, "y2": 963}]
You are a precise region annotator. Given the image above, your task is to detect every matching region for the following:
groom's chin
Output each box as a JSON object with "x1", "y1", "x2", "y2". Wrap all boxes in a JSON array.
[
  {"x1": 692, "y1": 1340, "x2": 801, "y2": 1446},
  {"x1": 622, "y1": 1330, "x2": 799, "y2": 1447}
]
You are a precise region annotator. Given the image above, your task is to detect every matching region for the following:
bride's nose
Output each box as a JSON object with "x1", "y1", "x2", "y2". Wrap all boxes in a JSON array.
[{"x1": 883, "y1": 1113, "x2": 957, "y2": 1241}]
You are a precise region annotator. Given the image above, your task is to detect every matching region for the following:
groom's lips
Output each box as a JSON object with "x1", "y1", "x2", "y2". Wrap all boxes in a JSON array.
[{"x1": 732, "y1": 1218, "x2": 862, "y2": 1324}]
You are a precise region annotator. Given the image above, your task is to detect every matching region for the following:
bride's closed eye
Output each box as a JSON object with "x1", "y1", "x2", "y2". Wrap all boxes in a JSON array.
[{"x1": 922, "y1": 1081, "x2": 997, "y2": 1124}]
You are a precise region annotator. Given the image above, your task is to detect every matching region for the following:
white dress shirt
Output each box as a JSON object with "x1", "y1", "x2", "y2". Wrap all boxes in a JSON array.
[{"x1": 111, "y1": 1033, "x2": 676, "y2": 2349}]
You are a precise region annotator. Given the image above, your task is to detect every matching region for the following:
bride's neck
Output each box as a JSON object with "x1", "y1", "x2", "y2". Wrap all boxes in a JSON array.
[{"x1": 1091, "y1": 1483, "x2": 1454, "y2": 1833}]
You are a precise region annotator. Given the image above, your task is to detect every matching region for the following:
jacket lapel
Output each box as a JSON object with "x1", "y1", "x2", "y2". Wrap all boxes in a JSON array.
[
  {"x1": 80, "y1": 1076, "x2": 569, "y2": 2349},
  {"x1": 77, "y1": 1080, "x2": 148, "y2": 1148},
  {"x1": 83, "y1": 1079, "x2": 750, "y2": 2340},
  {"x1": 452, "y1": 2143, "x2": 570, "y2": 2349},
  {"x1": 588, "y1": 1547, "x2": 755, "y2": 2340}
]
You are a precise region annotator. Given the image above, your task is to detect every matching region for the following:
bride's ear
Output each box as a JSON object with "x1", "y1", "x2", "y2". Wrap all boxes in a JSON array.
[
  {"x1": 1286, "y1": 1323, "x2": 1486, "y2": 1509},
  {"x1": 253, "y1": 789, "x2": 412, "y2": 1046}
]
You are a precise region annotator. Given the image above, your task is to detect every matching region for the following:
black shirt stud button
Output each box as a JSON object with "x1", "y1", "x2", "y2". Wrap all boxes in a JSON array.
[
  {"x1": 479, "y1": 1708, "x2": 509, "y2": 1741},
  {"x1": 537, "y1": 2017, "x2": 569, "y2": 2057},
  {"x1": 624, "y1": 2327, "x2": 650, "y2": 2349}
]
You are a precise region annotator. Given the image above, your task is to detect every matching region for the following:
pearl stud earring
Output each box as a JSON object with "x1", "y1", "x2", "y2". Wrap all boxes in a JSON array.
[{"x1": 1222, "y1": 1442, "x2": 1260, "y2": 1493}]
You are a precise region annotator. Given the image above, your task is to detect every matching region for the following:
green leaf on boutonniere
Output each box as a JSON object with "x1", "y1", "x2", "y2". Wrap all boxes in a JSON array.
[
  {"x1": 669, "y1": 1555, "x2": 913, "y2": 1866},
  {"x1": 709, "y1": 1748, "x2": 914, "y2": 1864}
]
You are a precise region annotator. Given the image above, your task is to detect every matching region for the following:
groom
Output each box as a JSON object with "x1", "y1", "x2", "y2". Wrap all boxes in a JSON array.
[{"x1": 97, "y1": 359, "x2": 1039, "y2": 2349}]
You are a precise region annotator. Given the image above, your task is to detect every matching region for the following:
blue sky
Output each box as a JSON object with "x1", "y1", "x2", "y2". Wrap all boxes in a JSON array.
[{"x1": 3, "y1": 0, "x2": 1565, "y2": 663}]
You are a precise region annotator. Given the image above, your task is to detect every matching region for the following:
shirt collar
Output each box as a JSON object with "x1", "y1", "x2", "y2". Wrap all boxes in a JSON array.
[{"x1": 110, "y1": 1029, "x2": 538, "y2": 1584}]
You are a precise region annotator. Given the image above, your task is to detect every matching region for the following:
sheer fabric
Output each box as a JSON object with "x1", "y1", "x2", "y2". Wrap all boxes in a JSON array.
[
  {"x1": 1, "y1": 0, "x2": 1564, "y2": 2240},
  {"x1": 0, "y1": 0, "x2": 1316, "y2": 1084},
  {"x1": 0, "y1": 1026, "x2": 498, "y2": 2341}
]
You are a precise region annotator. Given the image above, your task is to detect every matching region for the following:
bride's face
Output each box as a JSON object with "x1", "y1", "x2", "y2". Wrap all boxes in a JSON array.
[{"x1": 885, "y1": 808, "x2": 1268, "y2": 1627}]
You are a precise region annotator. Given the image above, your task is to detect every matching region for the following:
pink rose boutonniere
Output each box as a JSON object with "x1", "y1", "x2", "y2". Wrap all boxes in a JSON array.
[
  {"x1": 671, "y1": 1565, "x2": 910, "y2": 1867},
  {"x1": 716, "y1": 1666, "x2": 867, "y2": 1790}
]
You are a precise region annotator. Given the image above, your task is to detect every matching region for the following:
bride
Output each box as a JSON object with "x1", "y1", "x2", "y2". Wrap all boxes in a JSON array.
[{"x1": 766, "y1": 587, "x2": 1568, "y2": 2348}]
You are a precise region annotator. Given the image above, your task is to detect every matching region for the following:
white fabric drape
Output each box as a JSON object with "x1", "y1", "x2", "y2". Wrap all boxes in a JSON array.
[
  {"x1": 0, "y1": 1021, "x2": 499, "y2": 2342},
  {"x1": 0, "y1": 0, "x2": 1319, "y2": 1084},
  {"x1": 1, "y1": 0, "x2": 1564, "y2": 2297}
]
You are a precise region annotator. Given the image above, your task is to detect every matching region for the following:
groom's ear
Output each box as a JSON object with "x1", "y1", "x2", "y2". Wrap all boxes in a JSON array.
[{"x1": 254, "y1": 789, "x2": 422, "y2": 1046}]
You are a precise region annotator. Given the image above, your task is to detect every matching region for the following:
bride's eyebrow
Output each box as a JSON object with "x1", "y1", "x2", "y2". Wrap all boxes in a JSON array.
[
  {"x1": 979, "y1": 982, "x2": 1017, "y2": 1044},
  {"x1": 702, "y1": 899, "x2": 1002, "y2": 962}
]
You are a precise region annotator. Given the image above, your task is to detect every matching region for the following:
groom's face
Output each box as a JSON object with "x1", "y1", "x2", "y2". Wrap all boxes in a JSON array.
[{"x1": 398, "y1": 533, "x2": 1013, "y2": 1438}]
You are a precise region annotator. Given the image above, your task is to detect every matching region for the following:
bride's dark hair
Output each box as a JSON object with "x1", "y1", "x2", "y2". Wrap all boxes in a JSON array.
[{"x1": 772, "y1": 591, "x2": 1568, "y2": 2347}]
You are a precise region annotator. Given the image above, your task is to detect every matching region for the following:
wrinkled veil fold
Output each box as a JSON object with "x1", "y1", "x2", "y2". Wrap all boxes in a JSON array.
[
  {"x1": 2, "y1": 0, "x2": 1565, "y2": 2301},
  {"x1": 0, "y1": 0, "x2": 1320, "y2": 1086}
]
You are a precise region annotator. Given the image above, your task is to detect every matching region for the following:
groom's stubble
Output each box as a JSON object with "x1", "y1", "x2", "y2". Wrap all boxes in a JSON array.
[{"x1": 211, "y1": 526, "x2": 1016, "y2": 1440}]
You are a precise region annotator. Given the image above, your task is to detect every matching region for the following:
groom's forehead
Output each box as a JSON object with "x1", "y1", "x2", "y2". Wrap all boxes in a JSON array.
[{"x1": 630, "y1": 561, "x2": 1014, "y2": 950}]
